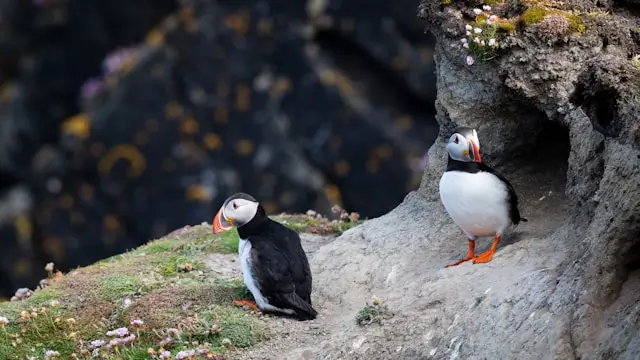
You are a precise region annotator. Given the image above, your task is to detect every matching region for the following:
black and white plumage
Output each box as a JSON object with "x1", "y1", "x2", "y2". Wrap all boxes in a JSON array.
[
  {"x1": 439, "y1": 127, "x2": 527, "y2": 267},
  {"x1": 212, "y1": 193, "x2": 317, "y2": 321}
]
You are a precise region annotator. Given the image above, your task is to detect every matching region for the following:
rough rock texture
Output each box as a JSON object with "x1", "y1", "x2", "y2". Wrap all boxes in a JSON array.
[
  {"x1": 235, "y1": 0, "x2": 640, "y2": 359},
  {"x1": 0, "y1": 0, "x2": 438, "y2": 297}
]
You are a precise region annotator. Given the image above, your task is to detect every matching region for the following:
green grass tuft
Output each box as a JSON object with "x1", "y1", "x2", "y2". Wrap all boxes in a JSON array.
[
  {"x1": 97, "y1": 274, "x2": 145, "y2": 301},
  {"x1": 355, "y1": 296, "x2": 394, "y2": 327}
]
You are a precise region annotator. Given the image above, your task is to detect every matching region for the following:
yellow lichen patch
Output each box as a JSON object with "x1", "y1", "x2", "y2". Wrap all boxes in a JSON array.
[
  {"x1": 396, "y1": 116, "x2": 413, "y2": 131},
  {"x1": 203, "y1": 133, "x2": 222, "y2": 150},
  {"x1": 235, "y1": 84, "x2": 251, "y2": 112},
  {"x1": 324, "y1": 183, "x2": 343, "y2": 205},
  {"x1": 179, "y1": 6, "x2": 199, "y2": 33},
  {"x1": 235, "y1": 139, "x2": 254, "y2": 156},
  {"x1": 186, "y1": 185, "x2": 211, "y2": 201},
  {"x1": 225, "y1": 12, "x2": 251, "y2": 36},
  {"x1": 521, "y1": 6, "x2": 585, "y2": 33},
  {"x1": 375, "y1": 144, "x2": 393, "y2": 159},
  {"x1": 98, "y1": 144, "x2": 146, "y2": 178},
  {"x1": 14, "y1": 215, "x2": 32, "y2": 243},
  {"x1": 164, "y1": 101, "x2": 184, "y2": 119},
  {"x1": 146, "y1": 28, "x2": 165, "y2": 48},
  {"x1": 61, "y1": 114, "x2": 90, "y2": 139},
  {"x1": 42, "y1": 237, "x2": 65, "y2": 263},
  {"x1": 103, "y1": 214, "x2": 120, "y2": 231},
  {"x1": 334, "y1": 160, "x2": 351, "y2": 176},
  {"x1": 497, "y1": 18, "x2": 518, "y2": 33},
  {"x1": 257, "y1": 18, "x2": 274, "y2": 36},
  {"x1": 162, "y1": 157, "x2": 177, "y2": 171},
  {"x1": 270, "y1": 77, "x2": 293, "y2": 98},
  {"x1": 180, "y1": 117, "x2": 200, "y2": 134},
  {"x1": 58, "y1": 194, "x2": 73, "y2": 210},
  {"x1": 319, "y1": 69, "x2": 354, "y2": 95}
]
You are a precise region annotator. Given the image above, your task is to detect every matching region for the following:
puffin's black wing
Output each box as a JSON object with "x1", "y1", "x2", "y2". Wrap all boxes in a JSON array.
[
  {"x1": 248, "y1": 224, "x2": 317, "y2": 320},
  {"x1": 477, "y1": 162, "x2": 528, "y2": 225}
]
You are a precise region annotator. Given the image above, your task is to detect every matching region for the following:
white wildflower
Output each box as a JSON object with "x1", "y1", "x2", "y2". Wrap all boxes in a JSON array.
[
  {"x1": 489, "y1": 15, "x2": 498, "y2": 22},
  {"x1": 466, "y1": 55, "x2": 475, "y2": 66},
  {"x1": 462, "y1": 43, "x2": 469, "y2": 49},
  {"x1": 488, "y1": 38, "x2": 496, "y2": 47},
  {"x1": 0, "y1": 316, "x2": 8, "y2": 326},
  {"x1": 474, "y1": 37, "x2": 481, "y2": 44},
  {"x1": 465, "y1": 24, "x2": 472, "y2": 31},
  {"x1": 483, "y1": 5, "x2": 492, "y2": 11},
  {"x1": 460, "y1": 38, "x2": 468, "y2": 43},
  {"x1": 466, "y1": 31, "x2": 471, "y2": 36},
  {"x1": 474, "y1": 27, "x2": 482, "y2": 34},
  {"x1": 480, "y1": 40, "x2": 486, "y2": 46},
  {"x1": 473, "y1": 8, "x2": 483, "y2": 15}
]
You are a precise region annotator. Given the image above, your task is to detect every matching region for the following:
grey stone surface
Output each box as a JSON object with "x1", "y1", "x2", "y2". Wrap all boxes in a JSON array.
[{"x1": 234, "y1": 1, "x2": 640, "y2": 359}]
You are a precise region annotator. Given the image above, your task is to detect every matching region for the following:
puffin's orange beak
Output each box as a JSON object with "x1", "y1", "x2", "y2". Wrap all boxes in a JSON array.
[
  {"x1": 468, "y1": 137, "x2": 481, "y2": 163},
  {"x1": 212, "y1": 208, "x2": 233, "y2": 234}
]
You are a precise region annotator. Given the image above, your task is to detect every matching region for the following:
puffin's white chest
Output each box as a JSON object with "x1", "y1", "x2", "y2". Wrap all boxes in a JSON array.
[
  {"x1": 439, "y1": 170, "x2": 511, "y2": 237},
  {"x1": 238, "y1": 238, "x2": 295, "y2": 315}
]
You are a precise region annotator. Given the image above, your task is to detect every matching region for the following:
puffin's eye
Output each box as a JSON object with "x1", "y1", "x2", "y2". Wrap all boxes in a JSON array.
[
  {"x1": 453, "y1": 136, "x2": 459, "y2": 144},
  {"x1": 232, "y1": 202, "x2": 238, "y2": 209}
]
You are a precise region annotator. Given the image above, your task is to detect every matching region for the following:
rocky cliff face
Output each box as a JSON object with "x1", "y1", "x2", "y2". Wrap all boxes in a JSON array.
[{"x1": 250, "y1": 0, "x2": 639, "y2": 358}]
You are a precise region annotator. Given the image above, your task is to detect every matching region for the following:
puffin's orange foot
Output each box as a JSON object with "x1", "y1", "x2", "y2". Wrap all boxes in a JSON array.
[
  {"x1": 472, "y1": 250, "x2": 495, "y2": 264},
  {"x1": 445, "y1": 239, "x2": 476, "y2": 268},
  {"x1": 445, "y1": 257, "x2": 473, "y2": 268},
  {"x1": 233, "y1": 299, "x2": 259, "y2": 312}
]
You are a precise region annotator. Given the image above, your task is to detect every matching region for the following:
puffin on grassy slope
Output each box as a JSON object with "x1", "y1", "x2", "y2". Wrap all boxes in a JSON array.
[
  {"x1": 439, "y1": 126, "x2": 528, "y2": 267},
  {"x1": 212, "y1": 192, "x2": 317, "y2": 321}
]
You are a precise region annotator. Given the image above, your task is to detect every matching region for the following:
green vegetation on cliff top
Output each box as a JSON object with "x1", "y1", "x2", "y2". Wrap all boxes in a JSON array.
[{"x1": 0, "y1": 213, "x2": 362, "y2": 360}]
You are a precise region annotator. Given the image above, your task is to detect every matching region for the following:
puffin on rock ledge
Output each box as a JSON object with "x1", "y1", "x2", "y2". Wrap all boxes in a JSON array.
[
  {"x1": 212, "y1": 192, "x2": 318, "y2": 321},
  {"x1": 439, "y1": 126, "x2": 528, "y2": 267}
]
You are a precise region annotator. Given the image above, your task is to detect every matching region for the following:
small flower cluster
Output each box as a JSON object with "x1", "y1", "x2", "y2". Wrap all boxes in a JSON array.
[
  {"x1": 79, "y1": 46, "x2": 143, "y2": 105},
  {"x1": 44, "y1": 350, "x2": 60, "y2": 360},
  {"x1": 330, "y1": 204, "x2": 360, "y2": 222},
  {"x1": 461, "y1": 5, "x2": 512, "y2": 65},
  {"x1": 0, "y1": 316, "x2": 8, "y2": 327}
]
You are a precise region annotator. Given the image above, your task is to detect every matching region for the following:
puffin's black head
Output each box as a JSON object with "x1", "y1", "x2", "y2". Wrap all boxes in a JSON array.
[
  {"x1": 212, "y1": 192, "x2": 265, "y2": 234},
  {"x1": 445, "y1": 126, "x2": 482, "y2": 163}
]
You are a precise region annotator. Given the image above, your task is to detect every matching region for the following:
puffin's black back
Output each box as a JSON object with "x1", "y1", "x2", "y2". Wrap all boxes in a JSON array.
[
  {"x1": 444, "y1": 127, "x2": 527, "y2": 226},
  {"x1": 238, "y1": 206, "x2": 316, "y2": 318}
]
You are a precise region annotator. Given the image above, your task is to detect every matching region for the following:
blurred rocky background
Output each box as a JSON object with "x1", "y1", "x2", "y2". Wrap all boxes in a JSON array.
[{"x1": 0, "y1": 0, "x2": 438, "y2": 297}]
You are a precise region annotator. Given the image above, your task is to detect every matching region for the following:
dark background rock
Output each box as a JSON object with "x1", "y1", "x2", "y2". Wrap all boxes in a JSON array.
[{"x1": 0, "y1": 0, "x2": 438, "y2": 297}]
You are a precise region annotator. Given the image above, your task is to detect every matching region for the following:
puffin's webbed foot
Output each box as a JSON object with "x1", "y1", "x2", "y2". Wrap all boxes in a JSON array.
[
  {"x1": 233, "y1": 299, "x2": 260, "y2": 312},
  {"x1": 472, "y1": 235, "x2": 501, "y2": 264},
  {"x1": 445, "y1": 239, "x2": 475, "y2": 268}
]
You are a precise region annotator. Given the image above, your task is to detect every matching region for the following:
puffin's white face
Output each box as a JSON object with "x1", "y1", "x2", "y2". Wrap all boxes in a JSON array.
[
  {"x1": 212, "y1": 196, "x2": 259, "y2": 233},
  {"x1": 445, "y1": 129, "x2": 482, "y2": 163}
]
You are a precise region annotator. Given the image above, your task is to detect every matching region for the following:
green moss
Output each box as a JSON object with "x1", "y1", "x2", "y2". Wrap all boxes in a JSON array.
[
  {"x1": 520, "y1": 6, "x2": 586, "y2": 34},
  {"x1": 184, "y1": 306, "x2": 266, "y2": 349},
  {"x1": 564, "y1": 13, "x2": 585, "y2": 34},
  {"x1": 158, "y1": 256, "x2": 204, "y2": 276},
  {"x1": 497, "y1": 19, "x2": 517, "y2": 33},
  {"x1": 137, "y1": 238, "x2": 182, "y2": 254},
  {"x1": 521, "y1": 7, "x2": 548, "y2": 26},
  {"x1": 97, "y1": 274, "x2": 145, "y2": 301}
]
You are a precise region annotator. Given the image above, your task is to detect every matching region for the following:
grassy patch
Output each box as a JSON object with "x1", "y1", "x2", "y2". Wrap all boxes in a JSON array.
[
  {"x1": 97, "y1": 274, "x2": 146, "y2": 301},
  {"x1": 355, "y1": 296, "x2": 394, "y2": 327}
]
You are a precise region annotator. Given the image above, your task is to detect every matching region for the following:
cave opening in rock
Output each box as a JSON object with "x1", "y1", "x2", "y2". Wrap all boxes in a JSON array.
[{"x1": 499, "y1": 117, "x2": 572, "y2": 244}]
